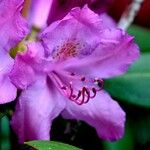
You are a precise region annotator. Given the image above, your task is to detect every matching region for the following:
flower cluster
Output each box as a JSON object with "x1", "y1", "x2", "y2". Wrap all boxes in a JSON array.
[{"x1": 0, "y1": 0, "x2": 139, "y2": 143}]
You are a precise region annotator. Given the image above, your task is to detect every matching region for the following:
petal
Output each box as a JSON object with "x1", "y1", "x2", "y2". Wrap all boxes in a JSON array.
[
  {"x1": 0, "y1": 75, "x2": 17, "y2": 104},
  {"x1": 11, "y1": 76, "x2": 66, "y2": 143},
  {"x1": 0, "y1": 0, "x2": 29, "y2": 51},
  {"x1": 40, "y1": 6, "x2": 139, "y2": 79},
  {"x1": 28, "y1": 0, "x2": 52, "y2": 28},
  {"x1": 59, "y1": 29, "x2": 139, "y2": 78},
  {"x1": 0, "y1": 51, "x2": 17, "y2": 104},
  {"x1": 99, "y1": 13, "x2": 116, "y2": 28},
  {"x1": 40, "y1": 5, "x2": 104, "y2": 58},
  {"x1": 62, "y1": 90, "x2": 125, "y2": 141},
  {"x1": 10, "y1": 42, "x2": 52, "y2": 89}
]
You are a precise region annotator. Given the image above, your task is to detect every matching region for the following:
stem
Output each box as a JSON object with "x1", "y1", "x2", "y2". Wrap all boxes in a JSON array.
[{"x1": 118, "y1": 0, "x2": 144, "y2": 31}]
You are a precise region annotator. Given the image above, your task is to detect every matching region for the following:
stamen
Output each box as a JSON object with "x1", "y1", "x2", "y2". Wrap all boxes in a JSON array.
[
  {"x1": 74, "y1": 90, "x2": 82, "y2": 101},
  {"x1": 69, "y1": 84, "x2": 74, "y2": 101},
  {"x1": 61, "y1": 86, "x2": 67, "y2": 90},
  {"x1": 90, "y1": 88, "x2": 97, "y2": 98},
  {"x1": 68, "y1": 82, "x2": 103, "y2": 105},
  {"x1": 52, "y1": 71, "x2": 104, "y2": 105},
  {"x1": 82, "y1": 87, "x2": 90, "y2": 103},
  {"x1": 79, "y1": 88, "x2": 86, "y2": 105},
  {"x1": 94, "y1": 79, "x2": 104, "y2": 91}
]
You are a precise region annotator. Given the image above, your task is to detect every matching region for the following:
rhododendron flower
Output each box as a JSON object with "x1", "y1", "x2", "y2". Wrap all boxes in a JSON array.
[
  {"x1": 10, "y1": 6, "x2": 139, "y2": 143},
  {"x1": 0, "y1": 0, "x2": 29, "y2": 103}
]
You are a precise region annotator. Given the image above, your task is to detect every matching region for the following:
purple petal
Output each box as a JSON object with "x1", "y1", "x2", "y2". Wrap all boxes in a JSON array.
[
  {"x1": 62, "y1": 90, "x2": 125, "y2": 141},
  {"x1": 28, "y1": 0, "x2": 52, "y2": 28},
  {"x1": 10, "y1": 42, "x2": 52, "y2": 89},
  {"x1": 0, "y1": 0, "x2": 29, "y2": 51},
  {"x1": 40, "y1": 6, "x2": 139, "y2": 78},
  {"x1": 39, "y1": 5, "x2": 104, "y2": 58},
  {"x1": 61, "y1": 29, "x2": 139, "y2": 78},
  {"x1": 99, "y1": 13, "x2": 116, "y2": 28},
  {"x1": 0, "y1": 75, "x2": 17, "y2": 104},
  {"x1": 11, "y1": 76, "x2": 66, "y2": 143},
  {"x1": 0, "y1": 51, "x2": 17, "y2": 104}
]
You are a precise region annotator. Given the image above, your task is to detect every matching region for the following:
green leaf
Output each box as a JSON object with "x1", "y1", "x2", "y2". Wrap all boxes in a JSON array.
[
  {"x1": 0, "y1": 116, "x2": 11, "y2": 150},
  {"x1": 25, "y1": 141, "x2": 81, "y2": 150},
  {"x1": 104, "y1": 54, "x2": 150, "y2": 108},
  {"x1": 128, "y1": 25, "x2": 150, "y2": 52}
]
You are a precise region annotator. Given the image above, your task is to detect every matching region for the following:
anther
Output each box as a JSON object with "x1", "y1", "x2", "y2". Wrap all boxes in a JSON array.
[
  {"x1": 94, "y1": 78, "x2": 104, "y2": 91},
  {"x1": 90, "y1": 88, "x2": 97, "y2": 98},
  {"x1": 70, "y1": 72, "x2": 75, "y2": 76},
  {"x1": 82, "y1": 87, "x2": 90, "y2": 103},
  {"x1": 74, "y1": 90, "x2": 82, "y2": 101},
  {"x1": 69, "y1": 84, "x2": 73, "y2": 100},
  {"x1": 81, "y1": 76, "x2": 86, "y2": 81},
  {"x1": 61, "y1": 86, "x2": 67, "y2": 90}
]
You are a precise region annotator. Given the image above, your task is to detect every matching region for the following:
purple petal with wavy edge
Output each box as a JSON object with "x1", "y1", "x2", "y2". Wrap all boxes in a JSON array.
[
  {"x1": 39, "y1": 5, "x2": 104, "y2": 56},
  {"x1": 11, "y1": 76, "x2": 66, "y2": 143},
  {"x1": 0, "y1": 0, "x2": 29, "y2": 51},
  {"x1": 40, "y1": 6, "x2": 139, "y2": 79},
  {"x1": 0, "y1": 51, "x2": 17, "y2": 104},
  {"x1": 60, "y1": 29, "x2": 139, "y2": 78},
  {"x1": 99, "y1": 13, "x2": 116, "y2": 28},
  {"x1": 62, "y1": 90, "x2": 125, "y2": 141}
]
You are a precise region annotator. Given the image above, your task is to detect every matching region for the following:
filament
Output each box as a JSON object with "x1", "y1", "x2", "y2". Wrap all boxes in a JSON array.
[
  {"x1": 68, "y1": 78, "x2": 104, "y2": 105},
  {"x1": 52, "y1": 71, "x2": 104, "y2": 105}
]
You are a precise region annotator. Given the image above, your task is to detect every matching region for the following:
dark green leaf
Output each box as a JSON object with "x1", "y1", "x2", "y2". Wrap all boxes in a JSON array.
[
  {"x1": 25, "y1": 141, "x2": 81, "y2": 150},
  {"x1": 128, "y1": 25, "x2": 150, "y2": 52},
  {"x1": 0, "y1": 116, "x2": 11, "y2": 150},
  {"x1": 105, "y1": 54, "x2": 150, "y2": 108}
]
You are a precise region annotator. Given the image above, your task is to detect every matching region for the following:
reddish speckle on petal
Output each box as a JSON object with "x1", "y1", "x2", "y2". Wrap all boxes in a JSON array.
[{"x1": 52, "y1": 39, "x2": 80, "y2": 60}]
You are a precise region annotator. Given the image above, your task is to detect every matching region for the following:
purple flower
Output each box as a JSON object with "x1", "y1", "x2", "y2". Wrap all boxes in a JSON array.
[
  {"x1": 10, "y1": 6, "x2": 139, "y2": 143},
  {"x1": 0, "y1": 51, "x2": 17, "y2": 104},
  {"x1": 0, "y1": 0, "x2": 29, "y2": 104}
]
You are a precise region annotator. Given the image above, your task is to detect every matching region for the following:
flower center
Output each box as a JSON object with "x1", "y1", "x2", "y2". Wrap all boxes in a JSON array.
[
  {"x1": 51, "y1": 72, "x2": 104, "y2": 105},
  {"x1": 66, "y1": 75, "x2": 104, "y2": 105},
  {"x1": 52, "y1": 39, "x2": 80, "y2": 60}
]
